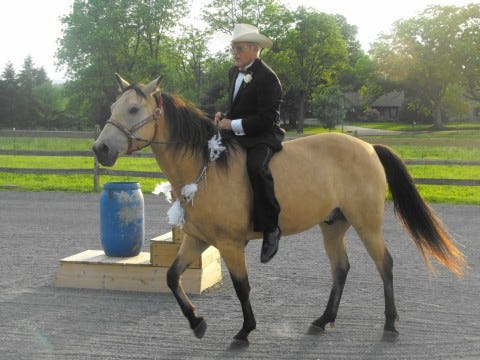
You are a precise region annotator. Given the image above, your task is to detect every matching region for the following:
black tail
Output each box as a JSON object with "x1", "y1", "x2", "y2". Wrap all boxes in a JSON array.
[{"x1": 373, "y1": 144, "x2": 466, "y2": 277}]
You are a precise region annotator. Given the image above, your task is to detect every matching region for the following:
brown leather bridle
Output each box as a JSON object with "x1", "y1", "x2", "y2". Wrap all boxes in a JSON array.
[{"x1": 106, "y1": 95, "x2": 173, "y2": 155}]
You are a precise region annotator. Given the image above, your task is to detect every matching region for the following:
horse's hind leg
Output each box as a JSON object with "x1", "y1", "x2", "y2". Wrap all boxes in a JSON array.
[
  {"x1": 310, "y1": 219, "x2": 351, "y2": 332},
  {"x1": 167, "y1": 234, "x2": 209, "y2": 338},
  {"x1": 356, "y1": 227, "x2": 399, "y2": 334},
  {"x1": 217, "y1": 242, "x2": 256, "y2": 346}
]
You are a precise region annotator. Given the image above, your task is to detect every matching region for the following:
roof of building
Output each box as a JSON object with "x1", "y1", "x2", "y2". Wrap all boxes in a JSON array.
[
  {"x1": 344, "y1": 91, "x2": 361, "y2": 107},
  {"x1": 371, "y1": 91, "x2": 404, "y2": 108}
]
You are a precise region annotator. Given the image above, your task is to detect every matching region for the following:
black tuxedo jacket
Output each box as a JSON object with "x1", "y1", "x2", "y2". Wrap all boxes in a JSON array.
[{"x1": 226, "y1": 58, "x2": 284, "y2": 151}]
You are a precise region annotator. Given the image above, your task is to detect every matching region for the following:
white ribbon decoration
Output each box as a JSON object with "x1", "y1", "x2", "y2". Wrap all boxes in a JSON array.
[{"x1": 152, "y1": 132, "x2": 225, "y2": 228}]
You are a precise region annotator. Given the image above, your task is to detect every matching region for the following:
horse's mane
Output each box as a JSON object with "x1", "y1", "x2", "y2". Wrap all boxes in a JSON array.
[
  {"x1": 160, "y1": 93, "x2": 240, "y2": 167},
  {"x1": 122, "y1": 84, "x2": 239, "y2": 167}
]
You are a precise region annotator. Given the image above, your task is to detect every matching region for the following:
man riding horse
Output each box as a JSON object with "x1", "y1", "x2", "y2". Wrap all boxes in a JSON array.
[{"x1": 215, "y1": 24, "x2": 285, "y2": 263}]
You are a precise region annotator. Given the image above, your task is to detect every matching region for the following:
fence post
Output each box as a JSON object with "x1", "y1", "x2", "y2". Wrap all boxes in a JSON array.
[{"x1": 93, "y1": 125, "x2": 100, "y2": 192}]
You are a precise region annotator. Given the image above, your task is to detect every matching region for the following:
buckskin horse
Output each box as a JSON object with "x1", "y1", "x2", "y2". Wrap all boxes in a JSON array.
[{"x1": 92, "y1": 75, "x2": 466, "y2": 347}]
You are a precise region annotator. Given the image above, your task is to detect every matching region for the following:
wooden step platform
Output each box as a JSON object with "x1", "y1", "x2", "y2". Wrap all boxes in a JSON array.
[
  {"x1": 150, "y1": 232, "x2": 220, "y2": 269},
  {"x1": 55, "y1": 230, "x2": 222, "y2": 294}
]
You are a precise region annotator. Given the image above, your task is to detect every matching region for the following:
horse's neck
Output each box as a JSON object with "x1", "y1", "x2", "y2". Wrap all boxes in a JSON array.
[{"x1": 152, "y1": 144, "x2": 205, "y2": 194}]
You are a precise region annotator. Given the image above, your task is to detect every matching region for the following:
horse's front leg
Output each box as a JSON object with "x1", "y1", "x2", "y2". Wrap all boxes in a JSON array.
[
  {"x1": 167, "y1": 234, "x2": 209, "y2": 338},
  {"x1": 218, "y1": 242, "x2": 256, "y2": 347}
]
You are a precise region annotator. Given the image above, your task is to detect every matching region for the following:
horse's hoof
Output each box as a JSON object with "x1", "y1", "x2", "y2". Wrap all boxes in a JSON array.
[
  {"x1": 229, "y1": 337, "x2": 249, "y2": 350},
  {"x1": 307, "y1": 323, "x2": 325, "y2": 335},
  {"x1": 382, "y1": 329, "x2": 399, "y2": 342},
  {"x1": 192, "y1": 318, "x2": 207, "y2": 339}
]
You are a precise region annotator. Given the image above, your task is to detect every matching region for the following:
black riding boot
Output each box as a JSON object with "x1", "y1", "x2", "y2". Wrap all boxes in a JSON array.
[{"x1": 261, "y1": 227, "x2": 281, "y2": 263}]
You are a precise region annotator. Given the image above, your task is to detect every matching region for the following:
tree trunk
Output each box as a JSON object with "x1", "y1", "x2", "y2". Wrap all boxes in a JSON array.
[
  {"x1": 433, "y1": 101, "x2": 442, "y2": 130},
  {"x1": 296, "y1": 92, "x2": 306, "y2": 134}
]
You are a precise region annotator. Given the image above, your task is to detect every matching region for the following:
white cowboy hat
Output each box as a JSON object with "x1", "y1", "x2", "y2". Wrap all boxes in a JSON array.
[{"x1": 231, "y1": 23, "x2": 273, "y2": 49}]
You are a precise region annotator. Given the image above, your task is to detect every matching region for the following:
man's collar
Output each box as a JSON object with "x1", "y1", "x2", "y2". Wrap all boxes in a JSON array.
[{"x1": 239, "y1": 60, "x2": 256, "y2": 72}]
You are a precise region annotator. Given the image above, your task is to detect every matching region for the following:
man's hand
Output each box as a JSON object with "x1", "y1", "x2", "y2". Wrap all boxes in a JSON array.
[
  {"x1": 214, "y1": 112, "x2": 224, "y2": 126},
  {"x1": 218, "y1": 118, "x2": 232, "y2": 130},
  {"x1": 214, "y1": 112, "x2": 232, "y2": 130}
]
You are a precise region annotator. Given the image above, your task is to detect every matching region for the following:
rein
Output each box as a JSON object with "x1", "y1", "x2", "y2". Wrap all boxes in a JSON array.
[{"x1": 106, "y1": 94, "x2": 177, "y2": 155}]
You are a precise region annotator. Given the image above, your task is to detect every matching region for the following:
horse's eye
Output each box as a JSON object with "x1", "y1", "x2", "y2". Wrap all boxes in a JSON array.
[{"x1": 129, "y1": 107, "x2": 139, "y2": 115}]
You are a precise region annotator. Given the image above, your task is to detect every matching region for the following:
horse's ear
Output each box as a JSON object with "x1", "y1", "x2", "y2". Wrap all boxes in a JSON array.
[
  {"x1": 144, "y1": 75, "x2": 164, "y2": 96},
  {"x1": 115, "y1": 73, "x2": 130, "y2": 92}
]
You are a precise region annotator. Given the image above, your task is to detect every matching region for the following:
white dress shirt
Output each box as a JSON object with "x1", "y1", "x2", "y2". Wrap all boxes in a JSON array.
[{"x1": 231, "y1": 61, "x2": 255, "y2": 136}]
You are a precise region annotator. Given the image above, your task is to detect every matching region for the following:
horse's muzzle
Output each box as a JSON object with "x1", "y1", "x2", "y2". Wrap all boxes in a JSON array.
[{"x1": 92, "y1": 141, "x2": 118, "y2": 167}]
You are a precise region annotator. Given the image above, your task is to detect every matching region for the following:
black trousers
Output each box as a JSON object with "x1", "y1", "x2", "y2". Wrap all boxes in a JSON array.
[{"x1": 245, "y1": 144, "x2": 281, "y2": 233}]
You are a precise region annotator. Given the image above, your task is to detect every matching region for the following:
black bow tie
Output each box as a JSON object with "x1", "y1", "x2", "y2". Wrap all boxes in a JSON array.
[{"x1": 238, "y1": 69, "x2": 249, "y2": 74}]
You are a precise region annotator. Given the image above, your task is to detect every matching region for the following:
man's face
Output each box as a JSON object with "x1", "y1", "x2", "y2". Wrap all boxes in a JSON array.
[{"x1": 231, "y1": 42, "x2": 258, "y2": 69}]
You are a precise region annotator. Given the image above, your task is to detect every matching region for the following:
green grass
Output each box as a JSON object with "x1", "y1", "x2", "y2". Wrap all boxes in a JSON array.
[
  {"x1": 1, "y1": 130, "x2": 479, "y2": 204},
  {"x1": 388, "y1": 146, "x2": 480, "y2": 161},
  {"x1": 408, "y1": 165, "x2": 480, "y2": 180},
  {"x1": 0, "y1": 173, "x2": 160, "y2": 193},
  {"x1": 0, "y1": 155, "x2": 159, "y2": 171},
  {"x1": 414, "y1": 185, "x2": 480, "y2": 205},
  {"x1": 0, "y1": 137, "x2": 93, "y2": 151},
  {"x1": 348, "y1": 121, "x2": 480, "y2": 132},
  {"x1": 286, "y1": 125, "x2": 335, "y2": 136},
  {"x1": 0, "y1": 154, "x2": 162, "y2": 193}
]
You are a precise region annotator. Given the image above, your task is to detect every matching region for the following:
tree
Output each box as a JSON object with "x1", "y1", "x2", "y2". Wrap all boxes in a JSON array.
[
  {"x1": 459, "y1": 4, "x2": 480, "y2": 102},
  {"x1": 33, "y1": 83, "x2": 70, "y2": 129},
  {"x1": 17, "y1": 56, "x2": 50, "y2": 128},
  {"x1": 200, "y1": 52, "x2": 232, "y2": 116},
  {"x1": 0, "y1": 57, "x2": 53, "y2": 129},
  {"x1": 266, "y1": 8, "x2": 348, "y2": 132},
  {"x1": 57, "y1": 0, "x2": 188, "y2": 126},
  {"x1": 175, "y1": 27, "x2": 212, "y2": 103},
  {"x1": 442, "y1": 83, "x2": 470, "y2": 121},
  {"x1": 370, "y1": 4, "x2": 480, "y2": 128},
  {"x1": 311, "y1": 85, "x2": 347, "y2": 130},
  {"x1": 202, "y1": 0, "x2": 292, "y2": 39},
  {"x1": 0, "y1": 62, "x2": 20, "y2": 128}
]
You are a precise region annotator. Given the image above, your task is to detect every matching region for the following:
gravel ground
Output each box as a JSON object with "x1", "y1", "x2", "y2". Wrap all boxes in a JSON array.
[{"x1": 0, "y1": 191, "x2": 479, "y2": 359}]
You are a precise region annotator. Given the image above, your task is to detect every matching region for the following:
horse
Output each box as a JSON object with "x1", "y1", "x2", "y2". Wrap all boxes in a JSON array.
[{"x1": 92, "y1": 75, "x2": 466, "y2": 347}]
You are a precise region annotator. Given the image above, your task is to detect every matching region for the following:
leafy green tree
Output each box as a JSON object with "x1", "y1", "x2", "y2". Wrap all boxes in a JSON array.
[
  {"x1": 17, "y1": 56, "x2": 50, "y2": 128},
  {"x1": 0, "y1": 62, "x2": 20, "y2": 128},
  {"x1": 370, "y1": 4, "x2": 480, "y2": 128},
  {"x1": 334, "y1": 15, "x2": 364, "y2": 66},
  {"x1": 174, "y1": 27, "x2": 212, "y2": 103},
  {"x1": 57, "y1": 0, "x2": 188, "y2": 126},
  {"x1": 2, "y1": 62, "x2": 17, "y2": 84},
  {"x1": 459, "y1": 4, "x2": 480, "y2": 102},
  {"x1": 266, "y1": 8, "x2": 348, "y2": 132},
  {"x1": 200, "y1": 52, "x2": 234, "y2": 116},
  {"x1": 202, "y1": 0, "x2": 292, "y2": 39},
  {"x1": 311, "y1": 85, "x2": 347, "y2": 130},
  {"x1": 33, "y1": 83, "x2": 70, "y2": 129},
  {"x1": 0, "y1": 57, "x2": 53, "y2": 129},
  {"x1": 442, "y1": 83, "x2": 470, "y2": 121}
]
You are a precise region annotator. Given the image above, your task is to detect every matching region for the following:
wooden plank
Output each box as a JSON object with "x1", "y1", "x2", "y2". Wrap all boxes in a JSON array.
[
  {"x1": 150, "y1": 234, "x2": 221, "y2": 269},
  {"x1": 405, "y1": 159, "x2": 480, "y2": 166},
  {"x1": 150, "y1": 241, "x2": 181, "y2": 267},
  {"x1": 99, "y1": 169, "x2": 163, "y2": 178},
  {"x1": 60, "y1": 250, "x2": 151, "y2": 265},
  {"x1": 172, "y1": 227, "x2": 185, "y2": 243},
  {"x1": 0, "y1": 129, "x2": 96, "y2": 138},
  {"x1": 413, "y1": 178, "x2": 480, "y2": 186},
  {"x1": 0, "y1": 167, "x2": 93, "y2": 175},
  {"x1": 0, "y1": 149, "x2": 93, "y2": 156},
  {"x1": 0, "y1": 167, "x2": 165, "y2": 179},
  {"x1": 55, "y1": 250, "x2": 222, "y2": 294},
  {"x1": 0, "y1": 149, "x2": 155, "y2": 158}
]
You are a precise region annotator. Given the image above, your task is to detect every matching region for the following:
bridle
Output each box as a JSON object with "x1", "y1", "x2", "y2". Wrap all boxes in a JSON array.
[{"x1": 106, "y1": 94, "x2": 175, "y2": 155}]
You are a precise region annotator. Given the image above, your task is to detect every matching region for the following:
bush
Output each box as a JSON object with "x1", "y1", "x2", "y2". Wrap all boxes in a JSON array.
[{"x1": 311, "y1": 86, "x2": 347, "y2": 130}]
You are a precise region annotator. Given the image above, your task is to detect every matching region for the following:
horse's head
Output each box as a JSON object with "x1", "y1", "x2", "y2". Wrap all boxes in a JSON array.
[{"x1": 92, "y1": 74, "x2": 162, "y2": 166}]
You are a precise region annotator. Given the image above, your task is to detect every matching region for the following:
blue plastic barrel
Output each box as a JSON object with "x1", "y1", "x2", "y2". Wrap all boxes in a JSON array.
[{"x1": 100, "y1": 182, "x2": 144, "y2": 257}]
